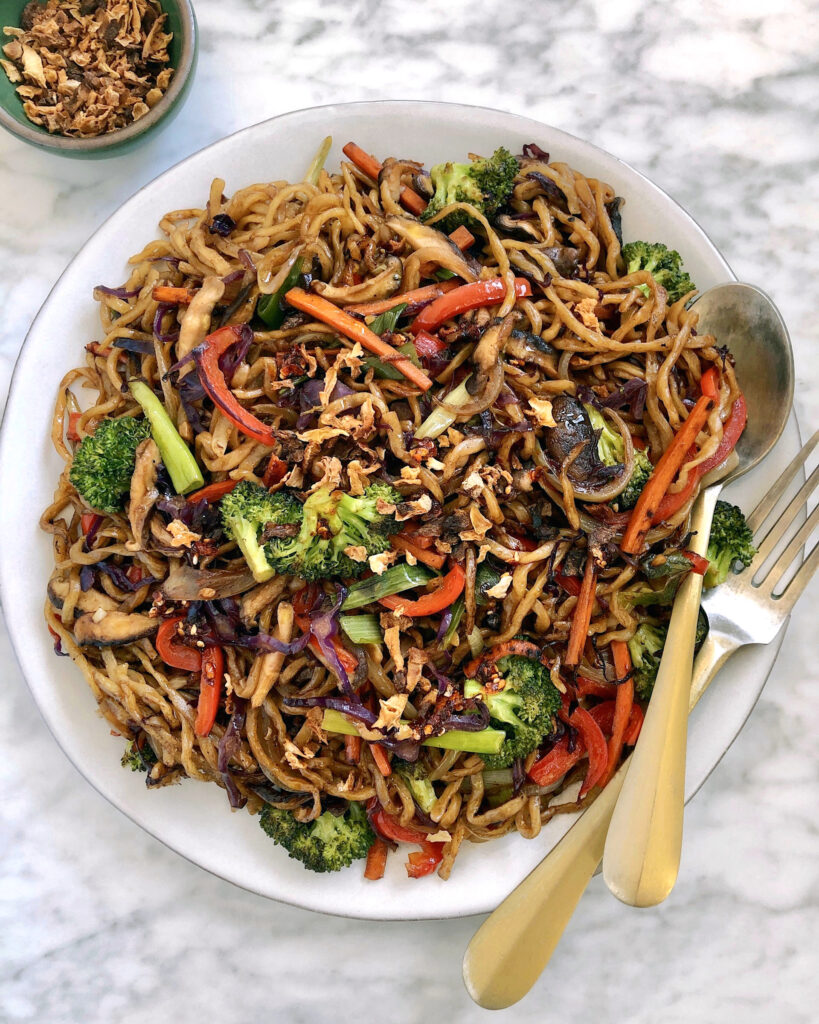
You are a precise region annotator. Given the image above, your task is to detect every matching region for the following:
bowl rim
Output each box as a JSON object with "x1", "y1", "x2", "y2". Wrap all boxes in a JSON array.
[
  {"x1": 0, "y1": 0, "x2": 197, "y2": 151},
  {"x1": 0, "y1": 99, "x2": 797, "y2": 920}
]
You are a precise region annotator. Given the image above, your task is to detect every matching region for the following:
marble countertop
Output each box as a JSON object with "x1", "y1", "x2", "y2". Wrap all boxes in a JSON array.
[{"x1": 1, "y1": 1, "x2": 817, "y2": 1021}]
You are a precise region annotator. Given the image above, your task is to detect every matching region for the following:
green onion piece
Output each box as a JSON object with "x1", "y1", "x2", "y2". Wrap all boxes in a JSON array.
[
  {"x1": 368, "y1": 302, "x2": 408, "y2": 336},
  {"x1": 304, "y1": 135, "x2": 332, "y2": 186},
  {"x1": 442, "y1": 594, "x2": 465, "y2": 647},
  {"x1": 434, "y1": 268, "x2": 458, "y2": 280},
  {"x1": 481, "y1": 768, "x2": 514, "y2": 789},
  {"x1": 467, "y1": 625, "x2": 485, "y2": 659},
  {"x1": 339, "y1": 613, "x2": 382, "y2": 645},
  {"x1": 364, "y1": 341, "x2": 421, "y2": 380},
  {"x1": 414, "y1": 377, "x2": 472, "y2": 440},
  {"x1": 257, "y1": 257, "x2": 304, "y2": 328},
  {"x1": 321, "y1": 709, "x2": 505, "y2": 755},
  {"x1": 128, "y1": 380, "x2": 204, "y2": 494},
  {"x1": 342, "y1": 563, "x2": 433, "y2": 611}
]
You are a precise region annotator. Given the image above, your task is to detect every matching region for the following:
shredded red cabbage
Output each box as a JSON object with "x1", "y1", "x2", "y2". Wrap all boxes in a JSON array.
[
  {"x1": 217, "y1": 323, "x2": 253, "y2": 384},
  {"x1": 600, "y1": 377, "x2": 648, "y2": 420},
  {"x1": 217, "y1": 700, "x2": 247, "y2": 809},
  {"x1": 284, "y1": 695, "x2": 377, "y2": 726},
  {"x1": 522, "y1": 142, "x2": 550, "y2": 161},
  {"x1": 94, "y1": 284, "x2": 140, "y2": 299},
  {"x1": 153, "y1": 303, "x2": 180, "y2": 344},
  {"x1": 309, "y1": 588, "x2": 357, "y2": 698},
  {"x1": 113, "y1": 337, "x2": 155, "y2": 356}
]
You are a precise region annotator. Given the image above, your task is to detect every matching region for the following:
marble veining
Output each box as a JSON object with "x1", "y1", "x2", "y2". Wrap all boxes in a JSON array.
[{"x1": 1, "y1": 1, "x2": 817, "y2": 1021}]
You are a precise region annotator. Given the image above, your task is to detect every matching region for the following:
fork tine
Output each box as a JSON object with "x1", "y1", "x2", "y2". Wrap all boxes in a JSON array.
[
  {"x1": 747, "y1": 430, "x2": 819, "y2": 535},
  {"x1": 752, "y1": 462, "x2": 819, "y2": 566},
  {"x1": 759, "y1": 502, "x2": 819, "y2": 592},
  {"x1": 773, "y1": 540, "x2": 819, "y2": 615}
]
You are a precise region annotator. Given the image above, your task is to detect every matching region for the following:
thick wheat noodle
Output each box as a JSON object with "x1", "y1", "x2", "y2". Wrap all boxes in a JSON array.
[{"x1": 41, "y1": 144, "x2": 738, "y2": 881}]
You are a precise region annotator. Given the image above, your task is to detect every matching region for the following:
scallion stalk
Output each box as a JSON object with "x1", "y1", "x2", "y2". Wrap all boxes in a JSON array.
[
  {"x1": 442, "y1": 595, "x2": 465, "y2": 647},
  {"x1": 339, "y1": 613, "x2": 382, "y2": 645},
  {"x1": 321, "y1": 709, "x2": 505, "y2": 755},
  {"x1": 257, "y1": 257, "x2": 304, "y2": 329},
  {"x1": 129, "y1": 380, "x2": 204, "y2": 494},
  {"x1": 342, "y1": 563, "x2": 433, "y2": 611},
  {"x1": 304, "y1": 135, "x2": 332, "y2": 186},
  {"x1": 414, "y1": 376, "x2": 472, "y2": 440}
]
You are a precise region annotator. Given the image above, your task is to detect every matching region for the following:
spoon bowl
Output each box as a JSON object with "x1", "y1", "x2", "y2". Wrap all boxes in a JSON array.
[{"x1": 691, "y1": 282, "x2": 794, "y2": 481}]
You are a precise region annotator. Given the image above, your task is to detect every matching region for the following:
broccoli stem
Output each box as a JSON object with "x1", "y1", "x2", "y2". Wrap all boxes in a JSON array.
[
  {"x1": 320, "y1": 709, "x2": 505, "y2": 755},
  {"x1": 231, "y1": 518, "x2": 275, "y2": 582},
  {"x1": 129, "y1": 380, "x2": 204, "y2": 495}
]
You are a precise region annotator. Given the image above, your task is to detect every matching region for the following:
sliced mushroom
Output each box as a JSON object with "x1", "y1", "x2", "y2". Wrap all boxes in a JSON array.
[
  {"x1": 47, "y1": 576, "x2": 119, "y2": 616},
  {"x1": 494, "y1": 213, "x2": 541, "y2": 240},
  {"x1": 73, "y1": 610, "x2": 157, "y2": 647},
  {"x1": 312, "y1": 254, "x2": 403, "y2": 304},
  {"x1": 128, "y1": 438, "x2": 161, "y2": 547},
  {"x1": 542, "y1": 246, "x2": 581, "y2": 279},
  {"x1": 162, "y1": 560, "x2": 256, "y2": 601},
  {"x1": 506, "y1": 329, "x2": 559, "y2": 374},
  {"x1": 386, "y1": 216, "x2": 479, "y2": 282}
]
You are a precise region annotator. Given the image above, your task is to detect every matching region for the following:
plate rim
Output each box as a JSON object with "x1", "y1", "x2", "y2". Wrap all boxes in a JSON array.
[{"x1": 0, "y1": 99, "x2": 794, "y2": 920}]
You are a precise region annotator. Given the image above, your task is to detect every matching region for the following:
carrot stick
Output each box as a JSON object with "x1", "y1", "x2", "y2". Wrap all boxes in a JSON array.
[
  {"x1": 152, "y1": 285, "x2": 195, "y2": 304},
  {"x1": 390, "y1": 534, "x2": 447, "y2": 569},
  {"x1": 344, "y1": 279, "x2": 460, "y2": 316},
  {"x1": 602, "y1": 640, "x2": 634, "y2": 784},
  {"x1": 370, "y1": 743, "x2": 392, "y2": 777},
  {"x1": 565, "y1": 555, "x2": 597, "y2": 667},
  {"x1": 344, "y1": 734, "x2": 362, "y2": 764},
  {"x1": 284, "y1": 287, "x2": 432, "y2": 392},
  {"x1": 448, "y1": 224, "x2": 475, "y2": 250},
  {"x1": 364, "y1": 837, "x2": 389, "y2": 880},
  {"x1": 342, "y1": 142, "x2": 427, "y2": 216},
  {"x1": 620, "y1": 391, "x2": 715, "y2": 554}
]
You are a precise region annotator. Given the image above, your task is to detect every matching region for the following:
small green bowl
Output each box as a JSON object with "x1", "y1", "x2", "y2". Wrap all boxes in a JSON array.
[{"x1": 0, "y1": 0, "x2": 197, "y2": 157}]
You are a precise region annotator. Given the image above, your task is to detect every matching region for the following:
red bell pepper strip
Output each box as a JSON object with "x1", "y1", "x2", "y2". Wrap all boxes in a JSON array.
[
  {"x1": 601, "y1": 640, "x2": 634, "y2": 784},
  {"x1": 528, "y1": 734, "x2": 586, "y2": 788},
  {"x1": 285, "y1": 288, "x2": 433, "y2": 392},
  {"x1": 621, "y1": 367, "x2": 719, "y2": 554},
  {"x1": 567, "y1": 705, "x2": 609, "y2": 797},
  {"x1": 80, "y1": 512, "x2": 102, "y2": 536},
  {"x1": 364, "y1": 837, "x2": 389, "y2": 880},
  {"x1": 565, "y1": 556, "x2": 597, "y2": 668},
  {"x1": 413, "y1": 330, "x2": 449, "y2": 361},
  {"x1": 371, "y1": 809, "x2": 445, "y2": 878},
  {"x1": 410, "y1": 277, "x2": 532, "y2": 335},
  {"x1": 576, "y1": 675, "x2": 617, "y2": 699},
  {"x1": 379, "y1": 563, "x2": 465, "y2": 617},
  {"x1": 697, "y1": 394, "x2": 747, "y2": 476},
  {"x1": 186, "y1": 479, "x2": 238, "y2": 503},
  {"x1": 195, "y1": 645, "x2": 224, "y2": 737},
  {"x1": 555, "y1": 572, "x2": 582, "y2": 597},
  {"x1": 406, "y1": 843, "x2": 444, "y2": 878},
  {"x1": 126, "y1": 565, "x2": 145, "y2": 586},
  {"x1": 262, "y1": 453, "x2": 288, "y2": 487},
  {"x1": 156, "y1": 615, "x2": 202, "y2": 673},
  {"x1": 588, "y1": 700, "x2": 644, "y2": 746},
  {"x1": 682, "y1": 549, "x2": 710, "y2": 575},
  {"x1": 389, "y1": 533, "x2": 447, "y2": 569},
  {"x1": 194, "y1": 326, "x2": 278, "y2": 446}
]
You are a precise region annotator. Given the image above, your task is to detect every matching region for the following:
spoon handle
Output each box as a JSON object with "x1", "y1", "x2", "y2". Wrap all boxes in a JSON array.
[
  {"x1": 602, "y1": 485, "x2": 722, "y2": 907},
  {"x1": 462, "y1": 765, "x2": 627, "y2": 1010}
]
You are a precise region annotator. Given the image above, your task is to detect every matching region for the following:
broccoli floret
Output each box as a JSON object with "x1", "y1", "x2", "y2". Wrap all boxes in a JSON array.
[
  {"x1": 464, "y1": 654, "x2": 562, "y2": 769},
  {"x1": 395, "y1": 760, "x2": 437, "y2": 814},
  {"x1": 584, "y1": 404, "x2": 653, "y2": 511},
  {"x1": 259, "y1": 801, "x2": 374, "y2": 873},
  {"x1": 121, "y1": 737, "x2": 157, "y2": 772},
  {"x1": 621, "y1": 241, "x2": 696, "y2": 304},
  {"x1": 627, "y1": 622, "x2": 667, "y2": 701},
  {"x1": 221, "y1": 481, "x2": 302, "y2": 583},
  {"x1": 271, "y1": 483, "x2": 403, "y2": 581},
  {"x1": 69, "y1": 416, "x2": 151, "y2": 513},
  {"x1": 704, "y1": 500, "x2": 756, "y2": 589},
  {"x1": 421, "y1": 146, "x2": 518, "y2": 234}
]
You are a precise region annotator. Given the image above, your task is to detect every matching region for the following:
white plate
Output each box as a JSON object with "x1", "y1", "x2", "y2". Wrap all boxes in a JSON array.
[{"x1": 0, "y1": 101, "x2": 798, "y2": 920}]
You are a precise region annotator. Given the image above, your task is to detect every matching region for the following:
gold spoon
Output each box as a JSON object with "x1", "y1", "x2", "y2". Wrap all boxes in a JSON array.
[{"x1": 602, "y1": 283, "x2": 792, "y2": 907}]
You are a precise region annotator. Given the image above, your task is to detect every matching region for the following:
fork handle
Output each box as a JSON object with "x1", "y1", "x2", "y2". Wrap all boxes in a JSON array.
[
  {"x1": 689, "y1": 627, "x2": 743, "y2": 708},
  {"x1": 602, "y1": 486, "x2": 722, "y2": 906}
]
